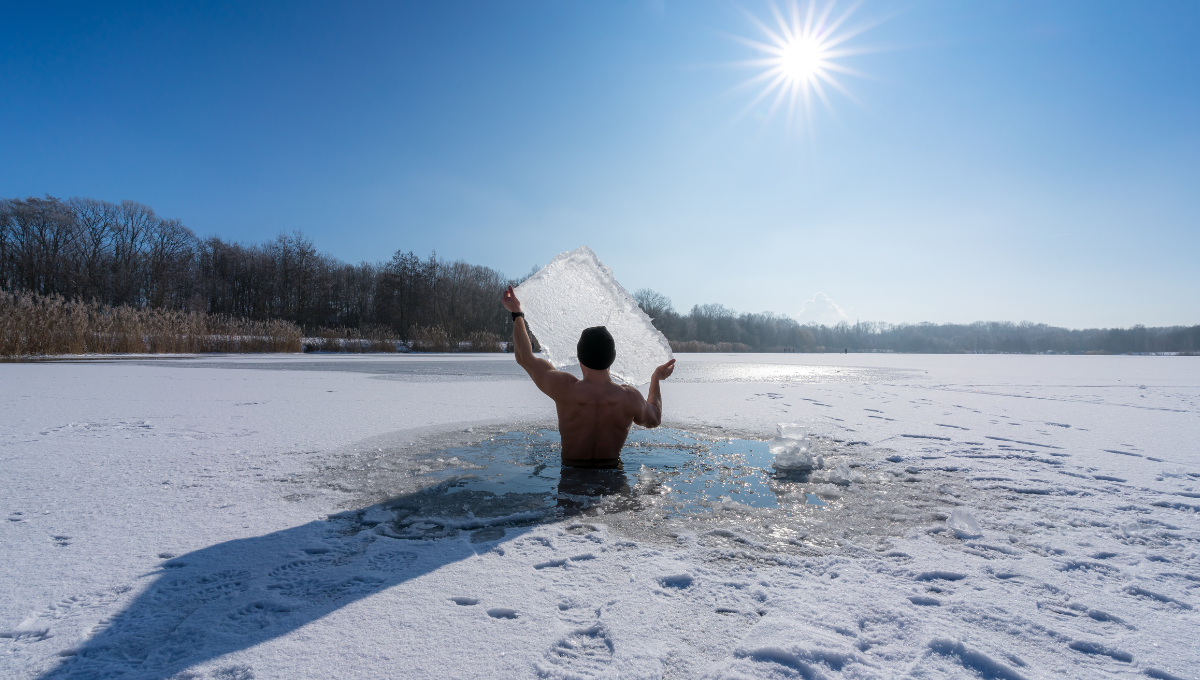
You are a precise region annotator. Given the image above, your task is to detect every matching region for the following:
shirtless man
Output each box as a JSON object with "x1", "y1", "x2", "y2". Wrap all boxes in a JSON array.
[{"x1": 501, "y1": 285, "x2": 675, "y2": 468}]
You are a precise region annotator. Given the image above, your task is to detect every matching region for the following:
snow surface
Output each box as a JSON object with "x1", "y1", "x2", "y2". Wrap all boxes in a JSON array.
[
  {"x1": 2, "y1": 353, "x2": 1198, "y2": 679},
  {"x1": 515, "y1": 246, "x2": 672, "y2": 384}
]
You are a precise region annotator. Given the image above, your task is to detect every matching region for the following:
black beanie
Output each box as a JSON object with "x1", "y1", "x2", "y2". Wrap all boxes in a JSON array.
[{"x1": 577, "y1": 326, "x2": 616, "y2": 370}]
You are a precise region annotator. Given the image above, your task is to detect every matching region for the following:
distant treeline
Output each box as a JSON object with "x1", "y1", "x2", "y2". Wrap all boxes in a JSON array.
[
  {"x1": 3, "y1": 195, "x2": 1196, "y2": 355},
  {"x1": 0, "y1": 195, "x2": 511, "y2": 343},
  {"x1": 634, "y1": 290, "x2": 1199, "y2": 355}
]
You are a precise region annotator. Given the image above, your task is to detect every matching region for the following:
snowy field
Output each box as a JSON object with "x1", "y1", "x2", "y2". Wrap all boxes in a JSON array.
[{"x1": 1, "y1": 353, "x2": 1198, "y2": 680}]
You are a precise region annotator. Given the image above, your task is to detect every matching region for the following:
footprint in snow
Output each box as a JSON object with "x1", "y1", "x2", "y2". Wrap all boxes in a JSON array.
[
  {"x1": 151, "y1": 569, "x2": 252, "y2": 607},
  {"x1": 365, "y1": 550, "x2": 417, "y2": 572},
  {"x1": 554, "y1": 592, "x2": 603, "y2": 630},
  {"x1": 268, "y1": 557, "x2": 333, "y2": 581},
  {"x1": 21, "y1": 588, "x2": 130, "y2": 637},
  {"x1": 211, "y1": 664, "x2": 256, "y2": 680},
  {"x1": 916, "y1": 571, "x2": 966, "y2": 582},
  {"x1": 265, "y1": 574, "x2": 385, "y2": 604},
  {"x1": 1068, "y1": 640, "x2": 1133, "y2": 663},
  {"x1": 920, "y1": 639, "x2": 1026, "y2": 679},
  {"x1": 535, "y1": 554, "x2": 596, "y2": 570},
  {"x1": 218, "y1": 600, "x2": 295, "y2": 635},
  {"x1": 908, "y1": 595, "x2": 941, "y2": 606},
  {"x1": 537, "y1": 624, "x2": 615, "y2": 679},
  {"x1": 658, "y1": 573, "x2": 694, "y2": 589}
]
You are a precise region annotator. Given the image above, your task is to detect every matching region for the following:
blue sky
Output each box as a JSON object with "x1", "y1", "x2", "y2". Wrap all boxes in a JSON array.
[{"x1": 2, "y1": 1, "x2": 1198, "y2": 327}]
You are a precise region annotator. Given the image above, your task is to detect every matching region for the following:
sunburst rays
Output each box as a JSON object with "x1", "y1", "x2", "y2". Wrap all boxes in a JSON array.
[{"x1": 729, "y1": 0, "x2": 876, "y2": 134}]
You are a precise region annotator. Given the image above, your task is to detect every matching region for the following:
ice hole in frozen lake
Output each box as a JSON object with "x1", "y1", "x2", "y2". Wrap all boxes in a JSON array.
[{"x1": 406, "y1": 428, "x2": 828, "y2": 523}]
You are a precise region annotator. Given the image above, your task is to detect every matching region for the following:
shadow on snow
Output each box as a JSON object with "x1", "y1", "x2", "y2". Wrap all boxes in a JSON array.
[{"x1": 37, "y1": 468, "x2": 632, "y2": 679}]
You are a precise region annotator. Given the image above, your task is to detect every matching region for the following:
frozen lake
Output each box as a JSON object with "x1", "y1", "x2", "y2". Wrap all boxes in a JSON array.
[{"x1": 1, "y1": 353, "x2": 1197, "y2": 679}]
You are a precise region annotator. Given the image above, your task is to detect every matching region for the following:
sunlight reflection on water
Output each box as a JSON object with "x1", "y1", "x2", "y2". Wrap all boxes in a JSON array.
[
  {"x1": 669, "y1": 362, "x2": 917, "y2": 384},
  {"x1": 113, "y1": 355, "x2": 921, "y2": 384}
]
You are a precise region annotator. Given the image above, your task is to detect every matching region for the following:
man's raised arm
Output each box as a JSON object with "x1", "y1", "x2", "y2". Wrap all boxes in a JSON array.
[
  {"x1": 501, "y1": 285, "x2": 572, "y2": 397},
  {"x1": 634, "y1": 359, "x2": 676, "y2": 428}
]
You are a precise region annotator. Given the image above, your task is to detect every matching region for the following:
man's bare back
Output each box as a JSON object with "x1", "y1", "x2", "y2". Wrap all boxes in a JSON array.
[{"x1": 501, "y1": 285, "x2": 675, "y2": 465}]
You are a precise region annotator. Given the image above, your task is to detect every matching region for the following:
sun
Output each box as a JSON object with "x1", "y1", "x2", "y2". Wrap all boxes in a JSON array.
[
  {"x1": 730, "y1": 0, "x2": 873, "y2": 132},
  {"x1": 780, "y1": 36, "x2": 824, "y2": 80}
]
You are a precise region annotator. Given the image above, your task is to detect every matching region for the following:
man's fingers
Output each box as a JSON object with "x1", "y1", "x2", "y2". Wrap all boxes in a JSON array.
[{"x1": 654, "y1": 358, "x2": 675, "y2": 380}]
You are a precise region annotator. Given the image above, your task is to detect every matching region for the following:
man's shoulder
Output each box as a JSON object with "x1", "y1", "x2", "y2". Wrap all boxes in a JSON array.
[
  {"x1": 547, "y1": 369, "x2": 580, "y2": 389},
  {"x1": 617, "y1": 383, "x2": 646, "y2": 400},
  {"x1": 537, "y1": 369, "x2": 578, "y2": 397}
]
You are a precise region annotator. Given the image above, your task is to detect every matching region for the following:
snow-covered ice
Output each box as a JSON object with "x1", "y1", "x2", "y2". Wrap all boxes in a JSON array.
[
  {"x1": 515, "y1": 246, "x2": 672, "y2": 384},
  {"x1": 1, "y1": 353, "x2": 1198, "y2": 679}
]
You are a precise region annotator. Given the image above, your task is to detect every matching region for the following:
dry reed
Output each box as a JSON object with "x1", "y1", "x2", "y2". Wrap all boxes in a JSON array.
[
  {"x1": 669, "y1": 340, "x2": 752, "y2": 353},
  {"x1": 302, "y1": 325, "x2": 402, "y2": 353},
  {"x1": 409, "y1": 325, "x2": 453, "y2": 352},
  {"x1": 465, "y1": 330, "x2": 502, "y2": 353},
  {"x1": 0, "y1": 290, "x2": 301, "y2": 357},
  {"x1": 405, "y1": 326, "x2": 504, "y2": 353}
]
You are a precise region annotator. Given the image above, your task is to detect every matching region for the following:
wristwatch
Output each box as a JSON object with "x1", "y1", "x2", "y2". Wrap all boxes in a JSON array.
[{"x1": 511, "y1": 312, "x2": 524, "y2": 320}]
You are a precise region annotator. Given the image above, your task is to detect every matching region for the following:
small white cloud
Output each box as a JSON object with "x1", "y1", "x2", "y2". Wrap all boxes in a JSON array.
[{"x1": 796, "y1": 292, "x2": 851, "y2": 326}]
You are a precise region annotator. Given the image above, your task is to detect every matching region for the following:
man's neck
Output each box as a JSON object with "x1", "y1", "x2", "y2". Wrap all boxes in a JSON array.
[{"x1": 579, "y1": 366, "x2": 612, "y2": 383}]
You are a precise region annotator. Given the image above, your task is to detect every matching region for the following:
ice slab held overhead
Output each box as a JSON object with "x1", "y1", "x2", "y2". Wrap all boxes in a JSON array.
[{"x1": 515, "y1": 246, "x2": 672, "y2": 384}]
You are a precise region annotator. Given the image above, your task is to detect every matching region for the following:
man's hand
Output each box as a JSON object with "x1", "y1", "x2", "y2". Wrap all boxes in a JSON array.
[
  {"x1": 636, "y1": 358, "x2": 675, "y2": 428},
  {"x1": 501, "y1": 285, "x2": 522, "y2": 314},
  {"x1": 652, "y1": 359, "x2": 676, "y2": 382}
]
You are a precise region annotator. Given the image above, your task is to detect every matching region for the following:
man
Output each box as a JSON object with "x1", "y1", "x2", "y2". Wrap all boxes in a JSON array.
[{"x1": 501, "y1": 285, "x2": 675, "y2": 468}]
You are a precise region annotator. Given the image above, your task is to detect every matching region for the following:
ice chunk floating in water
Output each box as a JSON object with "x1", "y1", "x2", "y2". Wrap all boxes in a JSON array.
[{"x1": 515, "y1": 246, "x2": 672, "y2": 384}]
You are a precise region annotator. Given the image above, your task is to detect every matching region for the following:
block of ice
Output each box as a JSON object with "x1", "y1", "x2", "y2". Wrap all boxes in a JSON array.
[
  {"x1": 828, "y1": 462, "x2": 853, "y2": 486},
  {"x1": 777, "y1": 423, "x2": 807, "y2": 439},
  {"x1": 948, "y1": 509, "x2": 982, "y2": 539},
  {"x1": 826, "y1": 463, "x2": 864, "y2": 485},
  {"x1": 771, "y1": 422, "x2": 820, "y2": 471},
  {"x1": 515, "y1": 246, "x2": 673, "y2": 384},
  {"x1": 638, "y1": 464, "x2": 658, "y2": 489},
  {"x1": 813, "y1": 483, "x2": 843, "y2": 500},
  {"x1": 770, "y1": 437, "x2": 816, "y2": 471},
  {"x1": 768, "y1": 437, "x2": 801, "y2": 458}
]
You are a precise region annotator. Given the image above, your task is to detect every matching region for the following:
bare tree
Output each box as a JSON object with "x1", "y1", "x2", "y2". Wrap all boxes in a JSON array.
[{"x1": 67, "y1": 197, "x2": 119, "y2": 300}]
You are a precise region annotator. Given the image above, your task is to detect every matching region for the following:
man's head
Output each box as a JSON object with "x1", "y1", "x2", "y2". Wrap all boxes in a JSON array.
[{"x1": 577, "y1": 326, "x2": 616, "y2": 371}]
